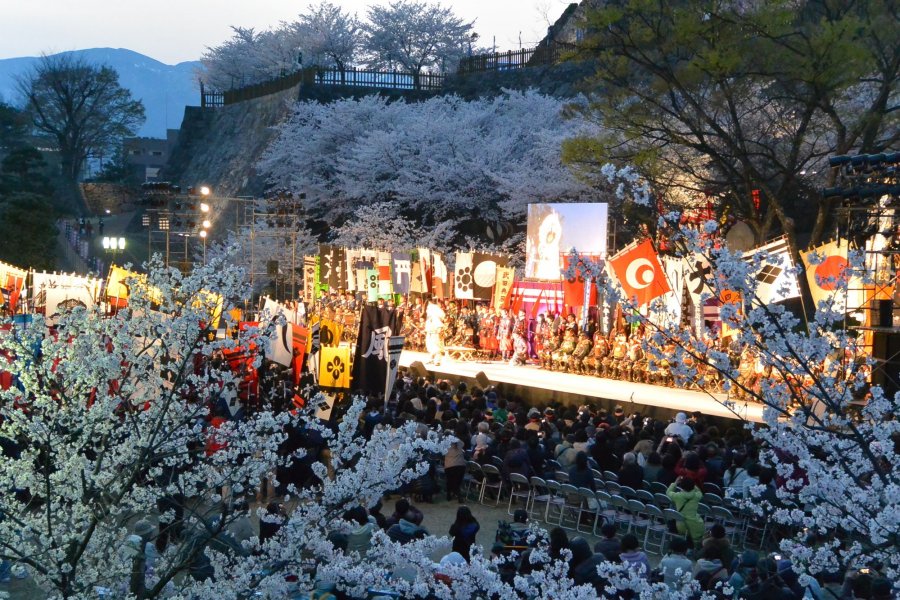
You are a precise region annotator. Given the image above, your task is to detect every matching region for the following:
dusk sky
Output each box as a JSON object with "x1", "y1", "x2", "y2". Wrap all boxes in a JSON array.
[{"x1": 1, "y1": 0, "x2": 572, "y2": 64}]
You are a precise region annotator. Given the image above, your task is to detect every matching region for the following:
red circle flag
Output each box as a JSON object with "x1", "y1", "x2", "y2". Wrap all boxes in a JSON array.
[{"x1": 814, "y1": 255, "x2": 849, "y2": 290}]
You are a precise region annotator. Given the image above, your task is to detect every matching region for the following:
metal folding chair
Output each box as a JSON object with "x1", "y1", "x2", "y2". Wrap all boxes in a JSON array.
[
  {"x1": 479, "y1": 464, "x2": 504, "y2": 506},
  {"x1": 507, "y1": 472, "x2": 531, "y2": 515}
]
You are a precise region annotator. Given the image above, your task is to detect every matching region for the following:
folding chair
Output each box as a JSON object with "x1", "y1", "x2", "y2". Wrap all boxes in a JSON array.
[
  {"x1": 619, "y1": 485, "x2": 637, "y2": 498},
  {"x1": 702, "y1": 492, "x2": 723, "y2": 506},
  {"x1": 642, "y1": 504, "x2": 669, "y2": 555},
  {"x1": 649, "y1": 481, "x2": 668, "y2": 495},
  {"x1": 576, "y1": 488, "x2": 599, "y2": 534},
  {"x1": 554, "y1": 470, "x2": 570, "y2": 483},
  {"x1": 544, "y1": 479, "x2": 566, "y2": 524},
  {"x1": 610, "y1": 494, "x2": 633, "y2": 532},
  {"x1": 480, "y1": 464, "x2": 504, "y2": 506},
  {"x1": 507, "y1": 473, "x2": 531, "y2": 516},
  {"x1": 463, "y1": 461, "x2": 484, "y2": 502},
  {"x1": 711, "y1": 505, "x2": 743, "y2": 546},
  {"x1": 593, "y1": 490, "x2": 618, "y2": 535},
  {"x1": 626, "y1": 499, "x2": 651, "y2": 539},
  {"x1": 702, "y1": 482, "x2": 723, "y2": 496},
  {"x1": 527, "y1": 476, "x2": 551, "y2": 519},
  {"x1": 605, "y1": 481, "x2": 622, "y2": 495},
  {"x1": 635, "y1": 489, "x2": 655, "y2": 504},
  {"x1": 603, "y1": 470, "x2": 618, "y2": 482},
  {"x1": 653, "y1": 493, "x2": 671, "y2": 509},
  {"x1": 663, "y1": 508, "x2": 686, "y2": 549},
  {"x1": 558, "y1": 483, "x2": 582, "y2": 530}
]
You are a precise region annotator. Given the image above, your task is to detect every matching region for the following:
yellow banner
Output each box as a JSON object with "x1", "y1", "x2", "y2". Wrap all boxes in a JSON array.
[
  {"x1": 319, "y1": 346, "x2": 351, "y2": 388},
  {"x1": 319, "y1": 318, "x2": 343, "y2": 347},
  {"x1": 493, "y1": 266, "x2": 516, "y2": 311}
]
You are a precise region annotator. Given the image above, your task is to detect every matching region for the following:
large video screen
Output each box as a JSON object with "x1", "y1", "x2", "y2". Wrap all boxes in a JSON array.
[{"x1": 525, "y1": 203, "x2": 608, "y2": 280}]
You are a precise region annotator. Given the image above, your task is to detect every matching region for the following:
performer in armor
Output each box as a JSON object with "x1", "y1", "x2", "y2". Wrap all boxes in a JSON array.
[
  {"x1": 540, "y1": 333, "x2": 559, "y2": 369},
  {"x1": 510, "y1": 330, "x2": 528, "y2": 366},
  {"x1": 568, "y1": 330, "x2": 593, "y2": 373},
  {"x1": 626, "y1": 337, "x2": 646, "y2": 382},
  {"x1": 424, "y1": 298, "x2": 446, "y2": 366},
  {"x1": 551, "y1": 325, "x2": 577, "y2": 371}
]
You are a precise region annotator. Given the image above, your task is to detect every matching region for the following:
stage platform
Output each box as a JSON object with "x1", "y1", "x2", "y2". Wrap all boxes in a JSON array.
[{"x1": 398, "y1": 351, "x2": 765, "y2": 424}]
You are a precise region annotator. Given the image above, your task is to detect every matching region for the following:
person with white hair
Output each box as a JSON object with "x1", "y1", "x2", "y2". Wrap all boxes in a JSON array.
[{"x1": 664, "y1": 412, "x2": 693, "y2": 444}]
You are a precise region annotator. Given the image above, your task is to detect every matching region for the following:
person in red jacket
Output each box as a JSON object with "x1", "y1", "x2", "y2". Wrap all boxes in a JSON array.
[{"x1": 675, "y1": 451, "x2": 708, "y2": 486}]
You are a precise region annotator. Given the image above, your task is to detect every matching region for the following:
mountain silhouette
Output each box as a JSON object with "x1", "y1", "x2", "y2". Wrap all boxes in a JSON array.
[{"x1": 0, "y1": 48, "x2": 202, "y2": 138}]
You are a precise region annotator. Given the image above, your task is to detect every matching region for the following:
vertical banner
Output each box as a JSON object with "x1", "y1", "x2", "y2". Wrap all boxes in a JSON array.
[
  {"x1": 391, "y1": 251, "x2": 411, "y2": 295},
  {"x1": 330, "y1": 246, "x2": 346, "y2": 291},
  {"x1": 366, "y1": 268, "x2": 379, "y2": 302},
  {"x1": 291, "y1": 324, "x2": 309, "y2": 386},
  {"x1": 345, "y1": 249, "x2": 360, "y2": 291},
  {"x1": 303, "y1": 256, "x2": 318, "y2": 304},
  {"x1": 352, "y1": 304, "x2": 402, "y2": 393},
  {"x1": 417, "y1": 248, "x2": 432, "y2": 294},
  {"x1": 384, "y1": 335, "x2": 405, "y2": 408},
  {"x1": 308, "y1": 321, "x2": 321, "y2": 385},
  {"x1": 432, "y1": 252, "x2": 448, "y2": 299},
  {"x1": 410, "y1": 261, "x2": 425, "y2": 294},
  {"x1": 319, "y1": 346, "x2": 351, "y2": 388},
  {"x1": 493, "y1": 267, "x2": 515, "y2": 311},
  {"x1": 562, "y1": 255, "x2": 598, "y2": 308},
  {"x1": 454, "y1": 252, "x2": 474, "y2": 300},
  {"x1": 318, "y1": 244, "x2": 335, "y2": 293},
  {"x1": 377, "y1": 252, "x2": 393, "y2": 297},
  {"x1": 318, "y1": 318, "x2": 343, "y2": 347}
]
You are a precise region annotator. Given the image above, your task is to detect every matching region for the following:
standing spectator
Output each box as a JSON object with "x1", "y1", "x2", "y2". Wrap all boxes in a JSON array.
[
  {"x1": 448, "y1": 506, "x2": 480, "y2": 561},
  {"x1": 633, "y1": 439, "x2": 654, "y2": 467},
  {"x1": 664, "y1": 412, "x2": 693, "y2": 444},
  {"x1": 444, "y1": 434, "x2": 467, "y2": 502},
  {"x1": 675, "y1": 451, "x2": 708, "y2": 487},
  {"x1": 666, "y1": 477, "x2": 704, "y2": 547},
  {"x1": 619, "y1": 534, "x2": 651, "y2": 578},
  {"x1": 658, "y1": 536, "x2": 693, "y2": 590},
  {"x1": 657, "y1": 453, "x2": 679, "y2": 486},
  {"x1": 643, "y1": 451, "x2": 663, "y2": 482}
]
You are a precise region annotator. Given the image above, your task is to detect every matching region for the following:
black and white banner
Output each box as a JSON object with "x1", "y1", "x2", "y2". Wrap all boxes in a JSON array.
[
  {"x1": 384, "y1": 335, "x2": 405, "y2": 407},
  {"x1": 352, "y1": 305, "x2": 402, "y2": 393}
]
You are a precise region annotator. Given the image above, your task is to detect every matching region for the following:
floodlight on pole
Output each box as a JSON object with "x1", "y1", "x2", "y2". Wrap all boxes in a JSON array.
[
  {"x1": 200, "y1": 186, "x2": 211, "y2": 196},
  {"x1": 200, "y1": 203, "x2": 210, "y2": 213}
]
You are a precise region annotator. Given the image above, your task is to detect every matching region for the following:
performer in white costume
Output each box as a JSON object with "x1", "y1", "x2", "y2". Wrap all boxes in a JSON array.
[{"x1": 424, "y1": 299, "x2": 446, "y2": 365}]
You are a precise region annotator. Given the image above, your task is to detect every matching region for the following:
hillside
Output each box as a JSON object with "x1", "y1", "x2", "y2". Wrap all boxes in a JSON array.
[{"x1": 0, "y1": 48, "x2": 201, "y2": 138}]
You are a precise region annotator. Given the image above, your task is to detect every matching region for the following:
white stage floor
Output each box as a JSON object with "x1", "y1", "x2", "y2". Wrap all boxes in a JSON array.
[{"x1": 399, "y1": 351, "x2": 765, "y2": 423}]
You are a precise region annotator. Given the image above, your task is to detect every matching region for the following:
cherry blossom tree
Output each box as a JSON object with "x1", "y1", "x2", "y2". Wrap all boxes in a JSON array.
[
  {"x1": 362, "y1": 0, "x2": 474, "y2": 77},
  {"x1": 200, "y1": 26, "x2": 302, "y2": 90},
  {"x1": 293, "y1": 1, "x2": 360, "y2": 74},
  {"x1": 574, "y1": 165, "x2": 900, "y2": 591},
  {"x1": 258, "y1": 90, "x2": 600, "y2": 251}
]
